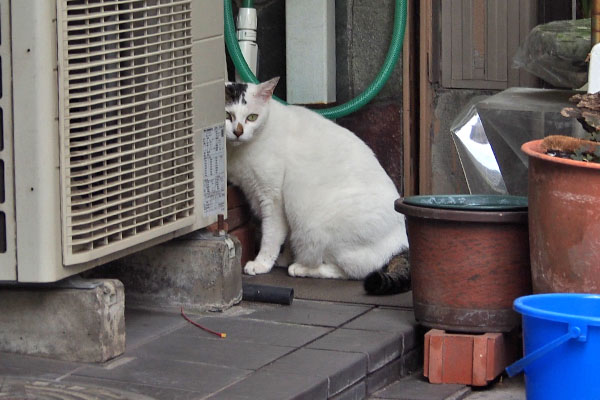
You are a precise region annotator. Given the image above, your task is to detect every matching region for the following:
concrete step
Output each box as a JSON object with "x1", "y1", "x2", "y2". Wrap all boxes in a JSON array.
[{"x1": 0, "y1": 299, "x2": 425, "y2": 399}]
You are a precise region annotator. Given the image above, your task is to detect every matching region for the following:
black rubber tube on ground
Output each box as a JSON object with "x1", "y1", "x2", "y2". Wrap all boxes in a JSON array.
[{"x1": 242, "y1": 283, "x2": 294, "y2": 305}]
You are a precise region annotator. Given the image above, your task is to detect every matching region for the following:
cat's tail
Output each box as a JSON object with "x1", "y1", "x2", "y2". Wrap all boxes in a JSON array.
[{"x1": 363, "y1": 250, "x2": 411, "y2": 295}]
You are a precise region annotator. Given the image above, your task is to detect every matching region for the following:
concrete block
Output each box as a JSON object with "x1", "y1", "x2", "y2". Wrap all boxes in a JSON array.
[
  {"x1": 0, "y1": 278, "x2": 125, "y2": 362},
  {"x1": 92, "y1": 232, "x2": 242, "y2": 313},
  {"x1": 424, "y1": 329, "x2": 520, "y2": 386}
]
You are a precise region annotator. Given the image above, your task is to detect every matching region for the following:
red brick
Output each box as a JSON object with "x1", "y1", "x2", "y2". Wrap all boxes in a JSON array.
[
  {"x1": 227, "y1": 185, "x2": 248, "y2": 210},
  {"x1": 230, "y1": 224, "x2": 257, "y2": 267},
  {"x1": 226, "y1": 206, "x2": 251, "y2": 232},
  {"x1": 424, "y1": 329, "x2": 519, "y2": 386}
]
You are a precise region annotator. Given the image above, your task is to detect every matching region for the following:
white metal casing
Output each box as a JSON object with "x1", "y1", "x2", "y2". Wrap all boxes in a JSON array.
[
  {"x1": 285, "y1": 0, "x2": 336, "y2": 104},
  {"x1": 0, "y1": 0, "x2": 227, "y2": 282}
]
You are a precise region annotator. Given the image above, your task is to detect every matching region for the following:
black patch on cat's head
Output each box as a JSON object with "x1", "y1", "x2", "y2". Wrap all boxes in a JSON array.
[{"x1": 225, "y1": 83, "x2": 248, "y2": 105}]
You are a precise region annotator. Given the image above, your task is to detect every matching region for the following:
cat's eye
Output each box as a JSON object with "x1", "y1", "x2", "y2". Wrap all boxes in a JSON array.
[
  {"x1": 246, "y1": 114, "x2": 258, "y2": 122},
  {"x1": 226, "y1": 112, "x2": 232, "y2": 121}
]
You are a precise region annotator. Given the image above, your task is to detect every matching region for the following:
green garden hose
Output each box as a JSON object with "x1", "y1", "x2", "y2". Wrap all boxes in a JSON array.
[{"x1": 224, "y1": 0, "x2": 407, "y2": 119}]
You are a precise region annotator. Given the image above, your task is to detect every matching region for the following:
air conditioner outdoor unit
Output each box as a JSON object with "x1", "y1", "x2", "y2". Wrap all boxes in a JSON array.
[{"x1": 0, "y1": 0, "x2": 227, "y2": 282}]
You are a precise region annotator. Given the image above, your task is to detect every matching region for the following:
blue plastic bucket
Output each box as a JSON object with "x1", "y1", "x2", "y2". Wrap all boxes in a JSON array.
[{"x1": 506, "y1": 294, "x2": 600, "y2": 400}]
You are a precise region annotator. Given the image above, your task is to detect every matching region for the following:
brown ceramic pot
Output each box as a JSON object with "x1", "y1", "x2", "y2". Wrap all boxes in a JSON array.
[
  {"x1": 395, "y1": 197, "x2": 531, "y2": 333},
  {"x1": 522, "y1": 139, "x2": 600, "y2": 293}
]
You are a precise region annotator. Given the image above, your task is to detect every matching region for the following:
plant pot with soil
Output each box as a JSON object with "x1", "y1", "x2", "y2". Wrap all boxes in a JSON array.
[{"x1": 522, "y1": 92, "x2": 600, "y2": 293}]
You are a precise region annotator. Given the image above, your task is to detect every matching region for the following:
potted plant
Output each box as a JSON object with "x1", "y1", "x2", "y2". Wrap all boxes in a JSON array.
[{"x1": 521, "y1": 92, "x2": 600, "y2": 293}]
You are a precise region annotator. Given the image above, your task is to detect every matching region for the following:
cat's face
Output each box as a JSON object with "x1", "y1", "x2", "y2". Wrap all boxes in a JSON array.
[{"x1": 224, "y1": 77, "x2": 279, "y2": 144}]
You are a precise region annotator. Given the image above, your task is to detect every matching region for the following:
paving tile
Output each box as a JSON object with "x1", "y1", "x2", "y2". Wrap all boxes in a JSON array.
[
  {"x1": 366, "y1": 357, "x2": 403, "y2": 395},
  {"x1": 262, "y1": 348, "x2": 367, "y2": 397},
  {"x1": 124, "y1": 308, "x2": 188, "y2": 350},
  {"x1": 206, "y1": 369, "x2": 328, "y2": 400},
  {"x1": 239, "y1": 299, "x2": 372, "y2": 327},
  {"x1": 462, "y1": 376, "x2": 525, "y2": 400},
  {"x1": 73, "y1": 357, "x2": 249, "y2": 396},
  {"x1": 308, "y1": 328, "x2": 402, "y2": 372},
  {"x1": 63, "y1": 375, "x2": 207, "y2": 400},
  {"x1": 175, "y1": 315, "x2": 332, "y2": 347},
  {"x1": 130, "y1": 333, "x2": 293, "y2": 370},
  {"x1": 344, "y1": 308, "x2": 419, "y2": 351},
  {"x1": 371, "y1": 375, "x2": 469, "y2": 400},
  {"x1": 331, "y1": 380, "x2": 367, "y2": 400},
  {"x1": 0, "y1": 352, "x2": 82, "y2": 380},
  {"x1": 366, "y1": 347, "x2": 423, "y2": 396},
  {"x1": 0, "y1": 376, "x2": 156, "y2": 400}
]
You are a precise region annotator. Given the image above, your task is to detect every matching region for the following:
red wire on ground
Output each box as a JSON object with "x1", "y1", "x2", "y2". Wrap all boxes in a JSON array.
[{"x1": 180, "y1": 307, "x2": 227, "y2": 338}]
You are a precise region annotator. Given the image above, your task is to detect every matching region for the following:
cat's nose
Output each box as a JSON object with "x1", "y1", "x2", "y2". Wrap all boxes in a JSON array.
[{"x1": 233, "y1": 123, "x2": 244, "y2": 137}]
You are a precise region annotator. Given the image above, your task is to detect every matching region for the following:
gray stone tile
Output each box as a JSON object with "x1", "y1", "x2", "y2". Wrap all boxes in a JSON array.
[
  {"x1": 308, "y1": 328, "x2": 402, "y2": 372},
  {"x1": 344, "y1": 308, "x2": 419, "y2": 351},
  {"x1": 262, "y1": 348, "x2": 367, "y2": 397},
  {"x1": 462, "y1": 376, "x2": 525, "y2": 400},
  {"x1": 175, "y1": 315, "x2": 332, "y2": 347},
  {"x1": 124, "y1": 308, "x2": 188, "y2": 350},
  {"x1": 73, "y1": 357, "x2": 249, "y2": 396},
  {"x1": 331, "y1": 380, "x2": 367, "y2": 400},
  {"x1": 371, "y1": 375, "x2": 468, "y2": 400},
  {"x1": 206, "y1": 370, "x2": 328, "y2": 400},
  {"x1": 130, "y1": 333, "x2": 293, "y2": 370},
  {"x1": 366, "y1": 357, "x2": 403, "y2": 395},
  {"x1": 61, "y1": 375, "x2": 200, "y2": 400},
  {"x1": 366, "y1": 348, "x2": 423, "y2": 396},
  {"x1": 0, "y1": 377, "x2": 155, "y2": 400},
  {"x1": 0, "y1": 352, "x2": 82, "y2": 380},
  {"x1": 400, "y1": 348, "x2": 423, "y2": 377},
  {"x1": 240, "y1": 299, "x2": 372, "y2": 327}
]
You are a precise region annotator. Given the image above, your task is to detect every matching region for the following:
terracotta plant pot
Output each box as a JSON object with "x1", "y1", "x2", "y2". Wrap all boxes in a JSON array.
[
  {"x1": 396, "y1": 196, "x2": 532, "y2": 333},
  {"x1": 522, "y1": 139, "x2": 600, "y2": 293}
]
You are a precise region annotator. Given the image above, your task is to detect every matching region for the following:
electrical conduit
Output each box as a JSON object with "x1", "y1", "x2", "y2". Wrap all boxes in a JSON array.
[{"x1": 224, "y1": 0, "x2": 407, "y2": 119}]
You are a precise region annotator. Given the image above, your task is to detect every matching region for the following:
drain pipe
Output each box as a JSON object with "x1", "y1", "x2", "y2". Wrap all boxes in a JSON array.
[
  {"x1": 235, "y1": 0, "x2": 258, "y2": 82},
  {"x1": 224, "y1": 0, "x2": 407, "y2": 119}
]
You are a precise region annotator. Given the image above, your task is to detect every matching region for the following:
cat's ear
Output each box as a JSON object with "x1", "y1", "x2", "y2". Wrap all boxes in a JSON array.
[{"x1": 255, "y1": 77, "x2": 279, "y2": 102}]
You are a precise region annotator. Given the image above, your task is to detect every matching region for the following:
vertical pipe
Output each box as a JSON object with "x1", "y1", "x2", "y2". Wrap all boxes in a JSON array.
[{"x1": 592, "y1": 0, "x2": 600, "y2": 45}]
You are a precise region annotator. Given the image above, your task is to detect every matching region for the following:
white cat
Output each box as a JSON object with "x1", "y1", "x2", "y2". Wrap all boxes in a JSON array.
[{"x1": 225, "y1": 77, "x2": 409, "y2": 280}]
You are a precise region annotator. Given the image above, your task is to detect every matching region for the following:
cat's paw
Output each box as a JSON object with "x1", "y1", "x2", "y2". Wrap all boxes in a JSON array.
[
  {"x1": 288, "y1": 263, "x2": 309, "y2": 277},
  {"x1": 244, "y1": 260, "x2": 273, "y2": 275}
]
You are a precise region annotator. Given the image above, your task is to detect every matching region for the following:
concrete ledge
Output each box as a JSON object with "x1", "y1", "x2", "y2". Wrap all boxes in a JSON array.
[
  {"x1": 91, "y1": 232, "x2": 243, "y2": 313},
  {"x1": 0, "y1": 279, "x2": 125, "y2": 363}
]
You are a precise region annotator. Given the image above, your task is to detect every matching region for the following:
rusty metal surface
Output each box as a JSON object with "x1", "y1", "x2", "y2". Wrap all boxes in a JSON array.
[
  {"x1": 524, "y1": 139, "x2": 600, "y2": 293},
  {"x1": 399, "y1": 200, "x2": 531, "y2": 333}
]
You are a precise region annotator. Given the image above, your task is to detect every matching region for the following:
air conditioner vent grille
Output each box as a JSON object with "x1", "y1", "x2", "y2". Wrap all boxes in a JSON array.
[{"x1": 58, "y1": 0, "x2": 195, "y2": 262}]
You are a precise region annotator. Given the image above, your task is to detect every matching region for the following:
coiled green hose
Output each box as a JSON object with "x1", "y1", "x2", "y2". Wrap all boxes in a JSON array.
[{"x1": 224, "y1": 0, "x2": 407, "y2": 119}]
